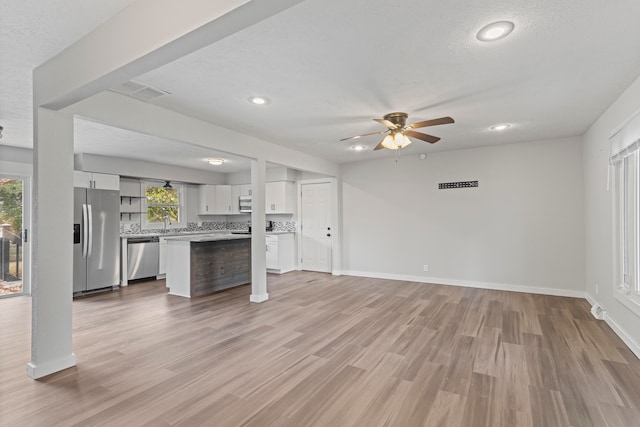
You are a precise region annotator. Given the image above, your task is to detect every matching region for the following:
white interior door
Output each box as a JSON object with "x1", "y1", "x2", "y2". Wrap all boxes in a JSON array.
[{"x1": 300, "y1": 182, "x2": 332, "y2": 273}]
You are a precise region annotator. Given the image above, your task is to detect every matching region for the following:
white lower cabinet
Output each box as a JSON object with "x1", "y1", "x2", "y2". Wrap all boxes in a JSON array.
[
  {"x1": 266, "y1": 233, "x2": 296, "y2": 274},
  {"x1": 266, "y1": 236, "x2": 278, "y2": 269},
  {"x1": 159, "y1": 237, "x2": 168, "y2": 276}
]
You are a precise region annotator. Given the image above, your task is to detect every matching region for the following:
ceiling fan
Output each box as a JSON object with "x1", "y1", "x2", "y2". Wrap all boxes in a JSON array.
[{"x1": 341, "y1": 112, "x2": 454, "y2": 150}]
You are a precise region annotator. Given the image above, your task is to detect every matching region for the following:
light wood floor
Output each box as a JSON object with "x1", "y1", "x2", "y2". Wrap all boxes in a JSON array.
[{"x1": 1, "y1": 272, "x2": 640, "y2": 426}]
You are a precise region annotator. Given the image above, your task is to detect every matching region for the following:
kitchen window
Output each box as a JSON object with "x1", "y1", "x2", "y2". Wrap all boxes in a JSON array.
[
  {"x1": 611, "y1": 111, "x2": 640, "y2": 316},
  {"x1": 141, "y1": 181, "x2": 185, "y2": 230}
]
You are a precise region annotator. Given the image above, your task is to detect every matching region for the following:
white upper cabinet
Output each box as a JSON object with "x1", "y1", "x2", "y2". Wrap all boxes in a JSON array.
[
  {"x1": 198, "y1": 185, "x2": 217, "y2": 215},
  {"x1": 199, "y1": 184, "x2": 241, "y2": 215},
  {"x1": 239, "y1": 184, "x2": 252, "y2": 197},
  {"x1": 74, "y1": 171, "x2": 120, "y2": 190},
  {"x1": 215, "y1": 185, "x2": 232, "y2": 214},
  {"x1": 230, "y1": 185, "x2": 241, "y2": 214},
  {"x1": 265, "y1": 181, "x2": 295, "y2": 214}
]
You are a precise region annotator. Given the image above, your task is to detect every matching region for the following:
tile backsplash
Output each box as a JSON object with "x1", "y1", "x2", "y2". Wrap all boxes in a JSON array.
[
  {"x1": 120, "y1": 221, "x2": 296, "y2": 235},
  {"x1": 272, "y1": 221, "x2": 296, "y2": 232}
]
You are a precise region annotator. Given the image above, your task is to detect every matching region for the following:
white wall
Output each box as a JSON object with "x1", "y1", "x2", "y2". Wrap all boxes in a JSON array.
[
  {"x1": 341, "y1": 137, "x2": 585, "y2": 296},
  {"x1": 225, "y1": 166, "x2": 298, "y2": 185},
  {"x1": 584, "y1": 73, "x2": 640, "y2": 356}
]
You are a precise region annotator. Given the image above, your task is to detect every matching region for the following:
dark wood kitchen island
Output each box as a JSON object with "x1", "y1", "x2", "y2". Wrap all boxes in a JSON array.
[{"x1": 165, "y1": 233, "x2": 251, "y2": 297}]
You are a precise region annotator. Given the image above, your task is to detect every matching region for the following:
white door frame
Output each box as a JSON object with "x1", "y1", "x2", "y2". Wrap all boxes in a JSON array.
[
  {"x1": 0, "y1": 172, "x2": 31, "y2": 295},
  {"x1": 297, "y1": 177, "x2": 341, "y2": 275}
]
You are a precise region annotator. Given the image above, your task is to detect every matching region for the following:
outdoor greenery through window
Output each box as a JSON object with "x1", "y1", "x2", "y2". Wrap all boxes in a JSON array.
[
  {"x1": 0, "y1": 178, "x2": 24, "y2": 296},
  {"x1": 145, "y1": 184, "x2": 181, "y2": 224},
  {"x1": 0, "y1": 179, "x2": 22, "y2": 233}
]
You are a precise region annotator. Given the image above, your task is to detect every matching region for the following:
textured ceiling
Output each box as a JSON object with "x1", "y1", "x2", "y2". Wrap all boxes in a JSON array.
[
  {"x1": 3, "y1": 0, "x2": 640, "y2": 168},
  {"x1": 0, "y1": 0, "x2": 137, "y2": 147},
  {"x1": 74, "y1": 118, "x2": 252, "y2": 173}
]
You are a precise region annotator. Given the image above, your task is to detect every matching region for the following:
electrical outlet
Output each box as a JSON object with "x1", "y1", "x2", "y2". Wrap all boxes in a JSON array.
[
  {"x1": 595, "y1": 283, "x2": 599, "y2": 294},
  {"x1": 423, "y1": 264, "x2": 429, "y2": 272}
]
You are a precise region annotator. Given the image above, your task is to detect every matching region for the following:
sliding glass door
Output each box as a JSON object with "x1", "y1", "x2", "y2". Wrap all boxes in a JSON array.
[{"x1": 0, "y1": 176, "x2": 27, "y2": 297}]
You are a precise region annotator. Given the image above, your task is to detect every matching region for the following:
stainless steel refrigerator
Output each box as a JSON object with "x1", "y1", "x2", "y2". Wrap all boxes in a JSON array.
[{"x1": 73, "y1": 187, "x2": 120, "y2": 293}]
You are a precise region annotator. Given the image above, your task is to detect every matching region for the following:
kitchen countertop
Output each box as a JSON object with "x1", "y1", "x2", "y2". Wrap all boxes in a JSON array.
[
  {"x1": 120, "y1": 230, "x2": 294, "y2": 238},
  {"x1": 165, "y1": 233, "x2": 251, "y2": 243}
]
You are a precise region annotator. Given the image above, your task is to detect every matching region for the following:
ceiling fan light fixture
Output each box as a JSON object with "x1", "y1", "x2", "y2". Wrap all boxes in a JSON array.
[
  {"x1": 396, "y1": 133, "x2": 412, "y2": 148},
  {"x1": 381, "y1": 134, "x2": 399, "y2": 150},
  {"x1": 382, "y1": 132, "x2": 413, "y2": 150},
  {"x1": 477, "y1": 21, "x2": 514, "y2": 42}
]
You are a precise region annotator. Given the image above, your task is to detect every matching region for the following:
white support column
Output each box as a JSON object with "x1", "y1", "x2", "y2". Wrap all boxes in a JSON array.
[
  {"x1": 27, "y1": 108, "x2": 76, "y2": 379},
  {"x1": 250, "y1": 158, "x2": 268, "y2": 303}
]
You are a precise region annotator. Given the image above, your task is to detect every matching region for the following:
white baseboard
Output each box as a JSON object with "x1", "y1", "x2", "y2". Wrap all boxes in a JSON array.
[
  {"x1": 585, "y1": 293, "x2": 640, "y2": 360},
  {"x1": 27, "y1": 353, "x2": 77, "y2": 379},
  {"x1": 250, "y1": 293, "x2": 269, "y2": 303},
  {"x1": 342, "y1": 270, "x2": 587, "y2": 299},
  {"x1": 604, "y1": 312, "x2": 640, "y2": 359}
]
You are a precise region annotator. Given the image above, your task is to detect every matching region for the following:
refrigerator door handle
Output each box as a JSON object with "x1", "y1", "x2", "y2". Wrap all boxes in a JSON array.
[
  {"x1": 82, "y1": 203, "x2": 88, "y2": 258},
  {"x1": 87, "y1": 204, "x2": 93, "y2": 258}
]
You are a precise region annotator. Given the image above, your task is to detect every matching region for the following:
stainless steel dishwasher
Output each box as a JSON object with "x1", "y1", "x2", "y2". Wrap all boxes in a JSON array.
[{"x1": 127, "y1": 236, "x2": 160, "y2": 281}]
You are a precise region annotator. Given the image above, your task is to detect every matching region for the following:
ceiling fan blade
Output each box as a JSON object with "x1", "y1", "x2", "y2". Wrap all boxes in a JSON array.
[
  {"x1": 374, "y1": 139, "x2": 386, "y2": 150},
  {"x1": 405, "y1": 130, "x2": 441, "y2": 144},
  {"x1": 339, "y1": 130, "x2": 388, "y2": 141},
  {"x1": 373, "y1": 118, "x2": 399, "y2": 129},
  {"x1": 408, "y1": 116, "x2": 455, "y2": 129}
]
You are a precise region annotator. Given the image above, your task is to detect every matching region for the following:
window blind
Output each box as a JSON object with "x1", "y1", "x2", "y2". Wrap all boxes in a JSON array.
[{"x1": 610, "y1": 111, "x2": 640, "y2": 164}]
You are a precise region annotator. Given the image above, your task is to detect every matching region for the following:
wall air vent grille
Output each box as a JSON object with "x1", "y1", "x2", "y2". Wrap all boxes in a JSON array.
[{"x1": 439, "y1": 181, "x2": 478, "y2": 190}]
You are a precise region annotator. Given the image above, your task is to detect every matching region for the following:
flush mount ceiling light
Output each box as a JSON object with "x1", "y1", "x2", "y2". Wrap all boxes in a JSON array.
[
  {"x1": 490, "y1": 123, "x2": 511, "y2": 131},
  {"x1": 207, "y1": 158, "x2": 225, "y2": 166},
  {"x1": 248, "y1": 96, "x2": 269, "y2": 105},
  {"x1": 351, "y1": 144, "x2": 366, "y2": 151},
  {"x1": 477, "y1": 21, "x2": 515, "y2": 42}
]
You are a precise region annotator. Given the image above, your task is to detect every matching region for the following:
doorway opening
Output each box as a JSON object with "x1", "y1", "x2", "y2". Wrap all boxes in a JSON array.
[{"x1": 0, "y1": 177, "x2": 25, "y2": 297}]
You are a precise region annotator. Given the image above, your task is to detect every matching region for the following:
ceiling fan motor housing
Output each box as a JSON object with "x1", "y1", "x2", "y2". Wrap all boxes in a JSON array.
[{"x1": 383, "y1": 112, "x2": 408, "y2": 128}]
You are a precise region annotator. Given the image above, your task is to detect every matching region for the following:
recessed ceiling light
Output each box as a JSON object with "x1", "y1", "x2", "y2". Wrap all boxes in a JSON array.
[
  {"x1": 248, "y1": 96, "x2": 269, "y2": 105},
  {"x1": 207, "y1": 158, "x2": 225, "y2": 165},
  {"x1": 352, "y1": 145, "x2": 366, "y2": 151},
  {"x1": 477, "y1": 21, "x2": 515, "y2": 42},
  {"x1": 490, "y1": 124, "x2": 511, "y2": 131}
]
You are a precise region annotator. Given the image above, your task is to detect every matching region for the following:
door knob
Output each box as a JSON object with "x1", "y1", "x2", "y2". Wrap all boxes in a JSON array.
[{"x1": 326, "y1": 233, "x2": 331, "y2": 237}]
